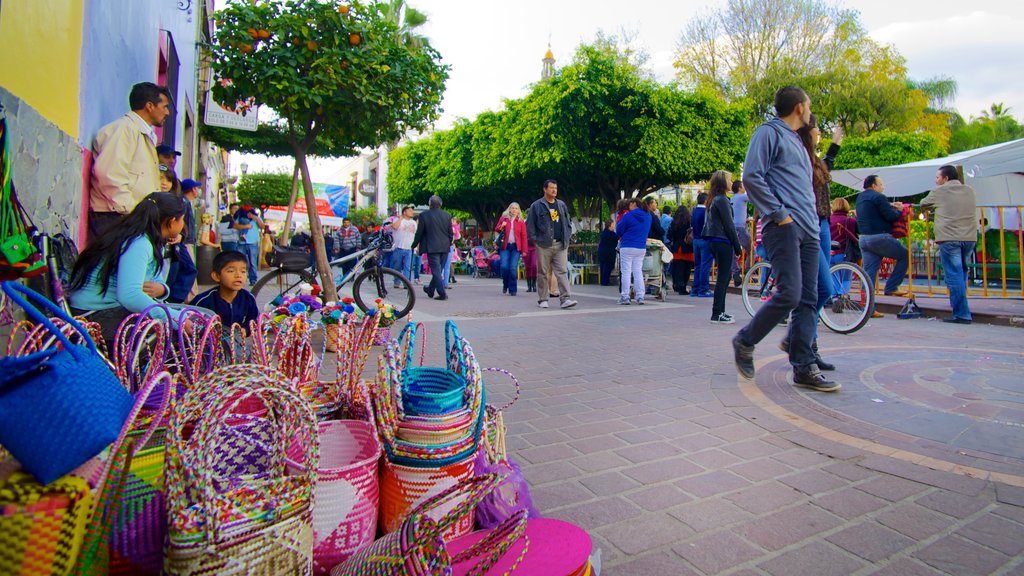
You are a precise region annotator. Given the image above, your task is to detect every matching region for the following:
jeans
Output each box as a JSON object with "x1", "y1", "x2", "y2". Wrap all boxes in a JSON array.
[
  {"x1": 442, "y1": 246, "x2": 454, "y2": 287},
  {"x1": 535, "y1": 242, "x2": 570, "y2": 304},
  {"x1": 831, "y1": 253, "x2": 851, "y2": 294},
  {"x1": 860, "y1": 233, "x2": 908, "y2": 294},
  {"x1": 810, "y1": 218, "x2": 834, "y2": 341},
  {"x1": 220, "y1": 241, "x2": 238, "y2": 254},
  {"x1": 381, "y1": 249, "x2": 394, "y2": 271},
  {"x1": 732, "y1": 225, "x2": 752, "y2": 275},
  {"x1": 426, "y1": 252, "x2": 447, "y2": 299},
  {"x1": 391, "y1": 248, "x2": 413, "y2": 286},
  {"x1": 619, "y1": 247, "x2": 646, "y2": 301},
  {"x1": 693, "y1": 239, "x2": 713, "y2": 294},
  {"x1": 499, "y1": 247, "x2": 521, "y2": 294},
  {"x1": 737, "y1": 222, "x2": 819, "y2": 372},
  {"x1": 339, "y1": 247, "x2": 359, "y2": 277},
  {"x1": 710, "y1": 241, "x2": 734, "y2": 316},
  {"x1": 939, "y1": 241, "x2": 974, "y2": 320},
  {"x1": 238, "y1": 242, "x2": 259, "y2": 285}
]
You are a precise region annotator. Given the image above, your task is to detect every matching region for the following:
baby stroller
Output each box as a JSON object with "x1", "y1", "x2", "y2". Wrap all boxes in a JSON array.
[{"x1": 471, "y1": 245, "x2": 497, "y2": 278}]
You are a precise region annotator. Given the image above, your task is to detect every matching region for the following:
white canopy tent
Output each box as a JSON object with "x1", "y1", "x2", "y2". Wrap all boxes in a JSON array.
[{"x1": 830, "y1": 138, "x2": 1024, "y2": 207}]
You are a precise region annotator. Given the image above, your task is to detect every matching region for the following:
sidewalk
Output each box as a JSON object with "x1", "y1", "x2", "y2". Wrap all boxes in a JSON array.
[{"x1": 405, "y1": 276, "x2": 1024, "y2": 575}]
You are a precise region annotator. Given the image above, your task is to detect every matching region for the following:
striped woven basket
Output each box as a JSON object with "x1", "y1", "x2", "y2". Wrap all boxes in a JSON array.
[
  {"x1": 310, "y1": 420, "x2": 382, "y2": 575},
  {"x1": 378, "y1": 453, "x2": 476, "y2": 540},
  {"x1": 164, "y1": 366, "x2": 319, "y2": 576}
]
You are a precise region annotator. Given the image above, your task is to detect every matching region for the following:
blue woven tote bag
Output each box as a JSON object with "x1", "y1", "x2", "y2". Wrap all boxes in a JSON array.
[{"x1": 0, "y1": 281, "x2": 134, "y2": 485}]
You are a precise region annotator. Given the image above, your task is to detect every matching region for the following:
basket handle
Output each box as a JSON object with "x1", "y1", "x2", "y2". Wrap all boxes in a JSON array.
[
  {"x1": 407, "y1": 472, "x2": 505, "y2": 537},
  {"x1": 1, "y1": 280, "x2": 97, "y2": 360},
  {"x1": 450, "y1": 509, "x2": 530, "y2": 575},
  {"x1": 482, "y1": 367, "x2": 521, "y2": 413}
]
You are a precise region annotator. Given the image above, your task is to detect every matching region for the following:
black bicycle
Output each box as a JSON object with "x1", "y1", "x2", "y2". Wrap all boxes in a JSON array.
[{"x1": 252, "y1": 229, "x2": 416, "y2": 318}]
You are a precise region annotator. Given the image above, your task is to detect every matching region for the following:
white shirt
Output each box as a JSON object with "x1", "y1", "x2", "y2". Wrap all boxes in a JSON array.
[{"x1": 392, "y1": 218, "x2": 418, "y2": 250}]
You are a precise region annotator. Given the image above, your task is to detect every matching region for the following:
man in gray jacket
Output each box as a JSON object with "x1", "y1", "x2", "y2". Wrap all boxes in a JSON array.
[
  {"x1": 733, "y1": 86, "x2": 838, "y2": 392},
  {"x1": 526, "y1": 180, "x2": 577, "y2": 309},
  {"x1": 921, "y1": 165, "x2": 978, "y2": 324}
]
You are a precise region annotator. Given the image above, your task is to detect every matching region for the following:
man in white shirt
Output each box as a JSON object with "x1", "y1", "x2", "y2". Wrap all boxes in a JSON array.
[
  {"x1": 389, "y1": 205, "x2": 419, "y2": 287},
  {"x1": 89, "y1": 82, "x2": 172, "y2": 240}
]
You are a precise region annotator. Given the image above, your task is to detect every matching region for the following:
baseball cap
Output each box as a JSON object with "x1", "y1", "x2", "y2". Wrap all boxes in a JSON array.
[
  {"x1": 181, "y1": 179, "x2": 201, "y2": 192},
  {"x1": 156, "y1": 144, "x2": 181, "y2": 156}
]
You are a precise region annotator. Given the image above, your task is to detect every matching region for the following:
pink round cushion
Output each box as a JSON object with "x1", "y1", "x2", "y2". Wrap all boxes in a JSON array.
[{"x1": 448, "y1": 518, "x2": 591, "y2": 576}]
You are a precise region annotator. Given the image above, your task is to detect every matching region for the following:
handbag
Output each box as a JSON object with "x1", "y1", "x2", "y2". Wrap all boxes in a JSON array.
[
  {"x1": 839, "y1": 223, "x2": 861, "y2": 263},
  {"x1": 0, "y1": 281, "x2": 135, "y2": 485},
  {"x1": 684, "y1": 227, "x2": 693, "y2": 246},
  {"x1": 493, "y1": 230, "x2": 506, "y2": 251}
]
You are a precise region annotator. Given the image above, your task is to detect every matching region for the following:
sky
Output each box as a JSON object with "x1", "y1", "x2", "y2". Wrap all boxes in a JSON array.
[{"x1": 228, "y1": 0, "x2": 1024, "y2": 180}]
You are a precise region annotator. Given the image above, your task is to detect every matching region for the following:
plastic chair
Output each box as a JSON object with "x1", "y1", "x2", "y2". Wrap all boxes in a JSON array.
[{"x1": 567, "y1": 261, "x2": 582, "y2": 285}]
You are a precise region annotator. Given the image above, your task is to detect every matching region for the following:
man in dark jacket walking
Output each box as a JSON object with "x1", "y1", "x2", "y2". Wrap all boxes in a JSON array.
[
  {"x1": 526, "y1": 180, "x2": 578, "y2": 309},
  {"x1": 412, "y1": 195, "x2": 454, "y2": 301}
]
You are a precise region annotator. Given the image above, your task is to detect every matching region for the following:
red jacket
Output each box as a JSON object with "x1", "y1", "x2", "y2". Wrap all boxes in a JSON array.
[{"x1": 495, "y1": 216, "x2": 527, "y2": 250}]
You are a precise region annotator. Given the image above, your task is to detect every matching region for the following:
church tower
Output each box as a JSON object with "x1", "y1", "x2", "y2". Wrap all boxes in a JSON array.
[{"x1": 541, "y1": 43, "x2": 555, "y2": 80}]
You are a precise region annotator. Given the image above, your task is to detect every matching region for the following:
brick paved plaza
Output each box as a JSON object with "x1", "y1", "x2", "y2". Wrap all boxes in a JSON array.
[{"x1": 404, "y1": 276, "x2": 1024, "y2": 575}]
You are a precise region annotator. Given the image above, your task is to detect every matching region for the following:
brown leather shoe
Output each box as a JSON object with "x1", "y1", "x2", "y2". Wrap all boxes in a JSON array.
[
  {"x1": 884, "y1": 290, "x2": 908, "y2": 297},
  {"x1": 871, "y1": 311, "x2": 884, "y2": 318}
]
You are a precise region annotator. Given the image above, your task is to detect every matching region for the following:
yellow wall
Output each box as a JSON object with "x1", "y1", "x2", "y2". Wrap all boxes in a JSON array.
[{"x1": 0, "y1": 0, "x2": 83, "y2": 139}]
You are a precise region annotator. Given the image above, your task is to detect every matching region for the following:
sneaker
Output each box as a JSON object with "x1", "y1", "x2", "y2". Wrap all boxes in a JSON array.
[
  {"x1": 884, "y1": 290, "x2": 907, "y2": 297},
  {"x1": 636, "y1": 299, "x2": 645, "y2": 305},
  {"x1": 698, "y1": 291, "x2": 714, "y2": 298},
  {"x1": 560, "y1": 299, "x2": 578, "y2": 309},
  {"x1": 732, "y1": 335, "x2": 755, "y2": 380},
  {"x1": 415, "y1": 278, "x2": 422, "y2": 285},
  {"x1": 793, "y1": 368, "x2": 841, "y2": 392},
  {"x1": 422, "y1": 285, "x2": 435, "y2": 299},
  {"x1": 617, "y1": 297, "x2": 631, "y2": 305},
  {"x1": 941, "y1": 316, "x2": 972, "y2": 325},
  {"x1": 710, "y1": 313, "x2": 735, "y2": 324},
  {"x1": 732, "y1": 272, "x2": 743, "y2": 287},
  {"x1": 538, "y1": 301, "x2": 549, "y2": 309},
  {"x1": 689, "y1": 291, "x2": 699, "y2": 297}
]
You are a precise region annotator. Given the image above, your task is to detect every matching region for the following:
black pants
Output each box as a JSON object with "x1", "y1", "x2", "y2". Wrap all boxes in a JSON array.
[
  {"x1": 670, "y1": 260, "x2": 693, "y2": 293},
  {"x1": 71, "y1": 305, "x2": 131, "y2": 357},
  {"x1": 710, "y1": 241, "x2": 734, "y2": 317},
  {"x1": 427, "y1": 252, "x2": 447, "y2": 299},
  {"x1": 88, "y1": 211, "x2": 124, "y2": 243},
  {"x1": 598, "y1": 257, "x2": 615, "y2": 286},
  {"x1": 736, "y1": 222, "x2": 819, "y2": 371}
]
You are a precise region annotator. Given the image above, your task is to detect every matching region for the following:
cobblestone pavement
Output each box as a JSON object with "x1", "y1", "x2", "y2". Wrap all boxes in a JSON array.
[{"x1": 400, "y1": 276, "x2": 1024, "y2": 576}]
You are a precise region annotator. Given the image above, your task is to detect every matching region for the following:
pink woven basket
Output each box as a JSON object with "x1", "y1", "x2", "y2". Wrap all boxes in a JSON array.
[
  {"x1": 449, "y1": 518, "x2": 593, "y2": 576},
  {"x1": 311, "y1": 420, "x2": 382, "y2": 575}
]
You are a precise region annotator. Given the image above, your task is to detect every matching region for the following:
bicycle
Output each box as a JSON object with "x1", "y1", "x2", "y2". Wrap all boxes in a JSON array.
[
  {"x1": 739, "y1": 258, "x2": 875, "y2": 334},
  {"x1": 252, "y1": 229, "x2": 416, "y2": 318}
]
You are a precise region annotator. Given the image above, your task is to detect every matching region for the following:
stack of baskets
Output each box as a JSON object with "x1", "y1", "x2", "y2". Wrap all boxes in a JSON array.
[{"x1": 372, "y1": 321, "x2": 486, "y2": 539}]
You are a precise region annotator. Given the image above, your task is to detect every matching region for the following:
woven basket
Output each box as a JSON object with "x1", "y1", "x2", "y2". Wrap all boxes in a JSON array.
[
  {"x1": 311, "y1": 420, "x2": 382, "y2": 575},
  {"x1": 379, "y1": 453, "x2": 475, "y2": 540},
  {"x1": 165, "y1": 366, "x2": 318, "y2": 576},
  {"x1": 449, "y1": 518, "x2": 592, "y2": 576}
]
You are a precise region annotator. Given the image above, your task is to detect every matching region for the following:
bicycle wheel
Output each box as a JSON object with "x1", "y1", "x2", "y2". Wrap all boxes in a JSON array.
[
  {"x1": 351, "y1": 267, "x2": 415, "y2": 319},
  {"x1": 251, "y1": 268, "x2": 317, "y2": 306},
  {"x1": 741, "y1": 261, "x2": 776, "y2": 317},
  {"x1": 819, "y1": 261, "x2": 874, "y2": 334}
]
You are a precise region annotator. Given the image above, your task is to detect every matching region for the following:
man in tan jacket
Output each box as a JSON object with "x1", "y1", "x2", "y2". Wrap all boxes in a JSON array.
[
  {"x1": 921, "y1": 164, "x2": 978, "y2": 324},
  {"x1": 89, "y1": 82, "x2": 172, "y2": 240}
]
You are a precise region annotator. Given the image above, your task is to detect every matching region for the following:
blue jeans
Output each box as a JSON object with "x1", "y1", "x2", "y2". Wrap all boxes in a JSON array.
[
  {"x1": 442, "y1": 246, "x2": 454, "y2": 287},
  {"x1": 831, "y1": 253, "x2": 851, "y2": 294},
  {"x1": 811, "y1": 219, "x2": 834, "y2": 340},
  {"x1": 390, "y1": 248, "x2": 413, "y2": 286},
  {"x1": 939, "y1": 241, "x2": 974, "y2": 320},
  {"x1": 499, "y1": 247, "x2": 521, "y2": 294},
  {"x1": 860, "y1": 233, "x2": 908, "y2": 294},
  {"x1": 221, "y1": 241, "x2": 238, "y2": 253},
  {"x1": 238, "y1": 242, "x2": 258, "y2": 285},
  {"x1": 693, "y1": 239, "x2": 713, "y2": 294},
  {"x1": 737, "y1": 222, "x2": 819, "y2": 372}
]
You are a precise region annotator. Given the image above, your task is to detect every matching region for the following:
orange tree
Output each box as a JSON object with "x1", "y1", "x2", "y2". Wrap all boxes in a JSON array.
[{"x1": 210, "y1": 0, "x2": 447, "y2": 299}]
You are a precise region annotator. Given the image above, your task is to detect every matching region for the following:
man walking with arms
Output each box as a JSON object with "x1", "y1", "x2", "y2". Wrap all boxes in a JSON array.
[
  {"x1": 527, "y1": 180, "x2": 578, "y2": 309},
  {"x1": 921, "y1": 165, "x2": 977, "y2": 324},
  {"x1": 412, "y1": 196, "x2": 453, "y2": 301},
  {"x1": 390, "y1": 205, "x2": 418, "y2": 287},
  {"x1": 732, "y1": 86, "x2": 838, "y2": 392}
]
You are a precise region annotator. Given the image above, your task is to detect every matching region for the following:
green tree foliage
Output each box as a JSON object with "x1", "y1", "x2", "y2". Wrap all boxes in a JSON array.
[
  {"x1": 390, "y1": 38, "x2": 751, "y2": 229},
  {"x1": 210, "y1": 0, "x2": 447, "y2": 299},
  {"x1": 236, "y1": 171, "x2": 294, "y2": 209},
  {"x1": 949, "y1": 104, "x2": 1024, "y2": 153}
]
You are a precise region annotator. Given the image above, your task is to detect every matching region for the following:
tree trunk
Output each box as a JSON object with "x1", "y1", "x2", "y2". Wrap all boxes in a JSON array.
[
  {"x1": 295, "y1": 150, "x2": 339, "y2": 302},
  {"x1": 279, "y1": 161, "x2": 301, "y2": 246}
]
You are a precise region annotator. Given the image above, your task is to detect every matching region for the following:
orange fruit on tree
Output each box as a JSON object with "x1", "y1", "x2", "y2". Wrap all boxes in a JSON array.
[
  {"x1": 257, "y1": 29, "x2": 270, "y2": 39},
  {"x1": 239, "y1": 43, "x2": 254, "y2": 53},
  {"x1": 246, "y1": 28, "x2": 258, "y2": 38},
  {"x1": 340, "y1": 60, "x2": 349, "y2": 69},
  {"x1": 307, "y1": 40, "x2": 318, "y2": 51},
  {"x1": 349, "y1": 33, "x2": 360, "y2": 46},
  {"x1": 292, "y1": 37, "x2": 301, "y2": 46},
  {"x1": 338, "y1": 4, "x2": 350, "y2": 14}
]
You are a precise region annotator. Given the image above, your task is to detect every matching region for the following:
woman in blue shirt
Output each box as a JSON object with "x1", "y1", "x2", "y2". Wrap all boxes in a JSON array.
[
  {"x1": 616, "y1": 198, "x2": 651, "y2": 305},
  {"x1": 69, "y1": 192, "x2": 187, "y2": 350}
]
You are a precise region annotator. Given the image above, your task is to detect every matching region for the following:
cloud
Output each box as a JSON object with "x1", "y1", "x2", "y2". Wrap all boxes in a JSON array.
[{"x1": 871, "y1": 10, "x2": 1024, "y2": 119}]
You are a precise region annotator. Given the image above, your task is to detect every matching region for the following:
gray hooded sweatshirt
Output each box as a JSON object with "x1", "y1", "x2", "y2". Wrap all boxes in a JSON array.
[{"x1": 741, "y1": 117, "x2": 818, "y2": 238}]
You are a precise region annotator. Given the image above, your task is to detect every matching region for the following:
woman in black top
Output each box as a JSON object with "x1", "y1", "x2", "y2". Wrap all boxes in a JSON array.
[
  {"x1": 666, "y1": 205, "x2": 693, "y2": 295},
  {"x1": 702, "y1": 171, "x2": 743, "y2": 324}
]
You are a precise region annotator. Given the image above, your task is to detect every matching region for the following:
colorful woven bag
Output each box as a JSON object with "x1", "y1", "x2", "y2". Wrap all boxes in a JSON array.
[
  {"x1": 379, "y1": 454, "x2": 476, "y2": 539},
  {"x1": 164, "y1": 366, "x2": 319, "y2": 576},
  {"x1": 311, "y1": 420, "x2": 382, "y2": 575},
  {"x1": 449, "y1": 518, "x2": 592, "y2": 576},
  {"x1": 332, "y1": 473, "x2": 529, "y2": 576},
  {"x1": 0, "y1": 281, "x2": 135, "y2": 485}
]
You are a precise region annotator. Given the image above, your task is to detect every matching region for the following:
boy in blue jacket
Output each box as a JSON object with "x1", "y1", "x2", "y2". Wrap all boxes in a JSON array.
[{"x1": 191, "y1": 251, "x2": 260, "y2": 335}]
